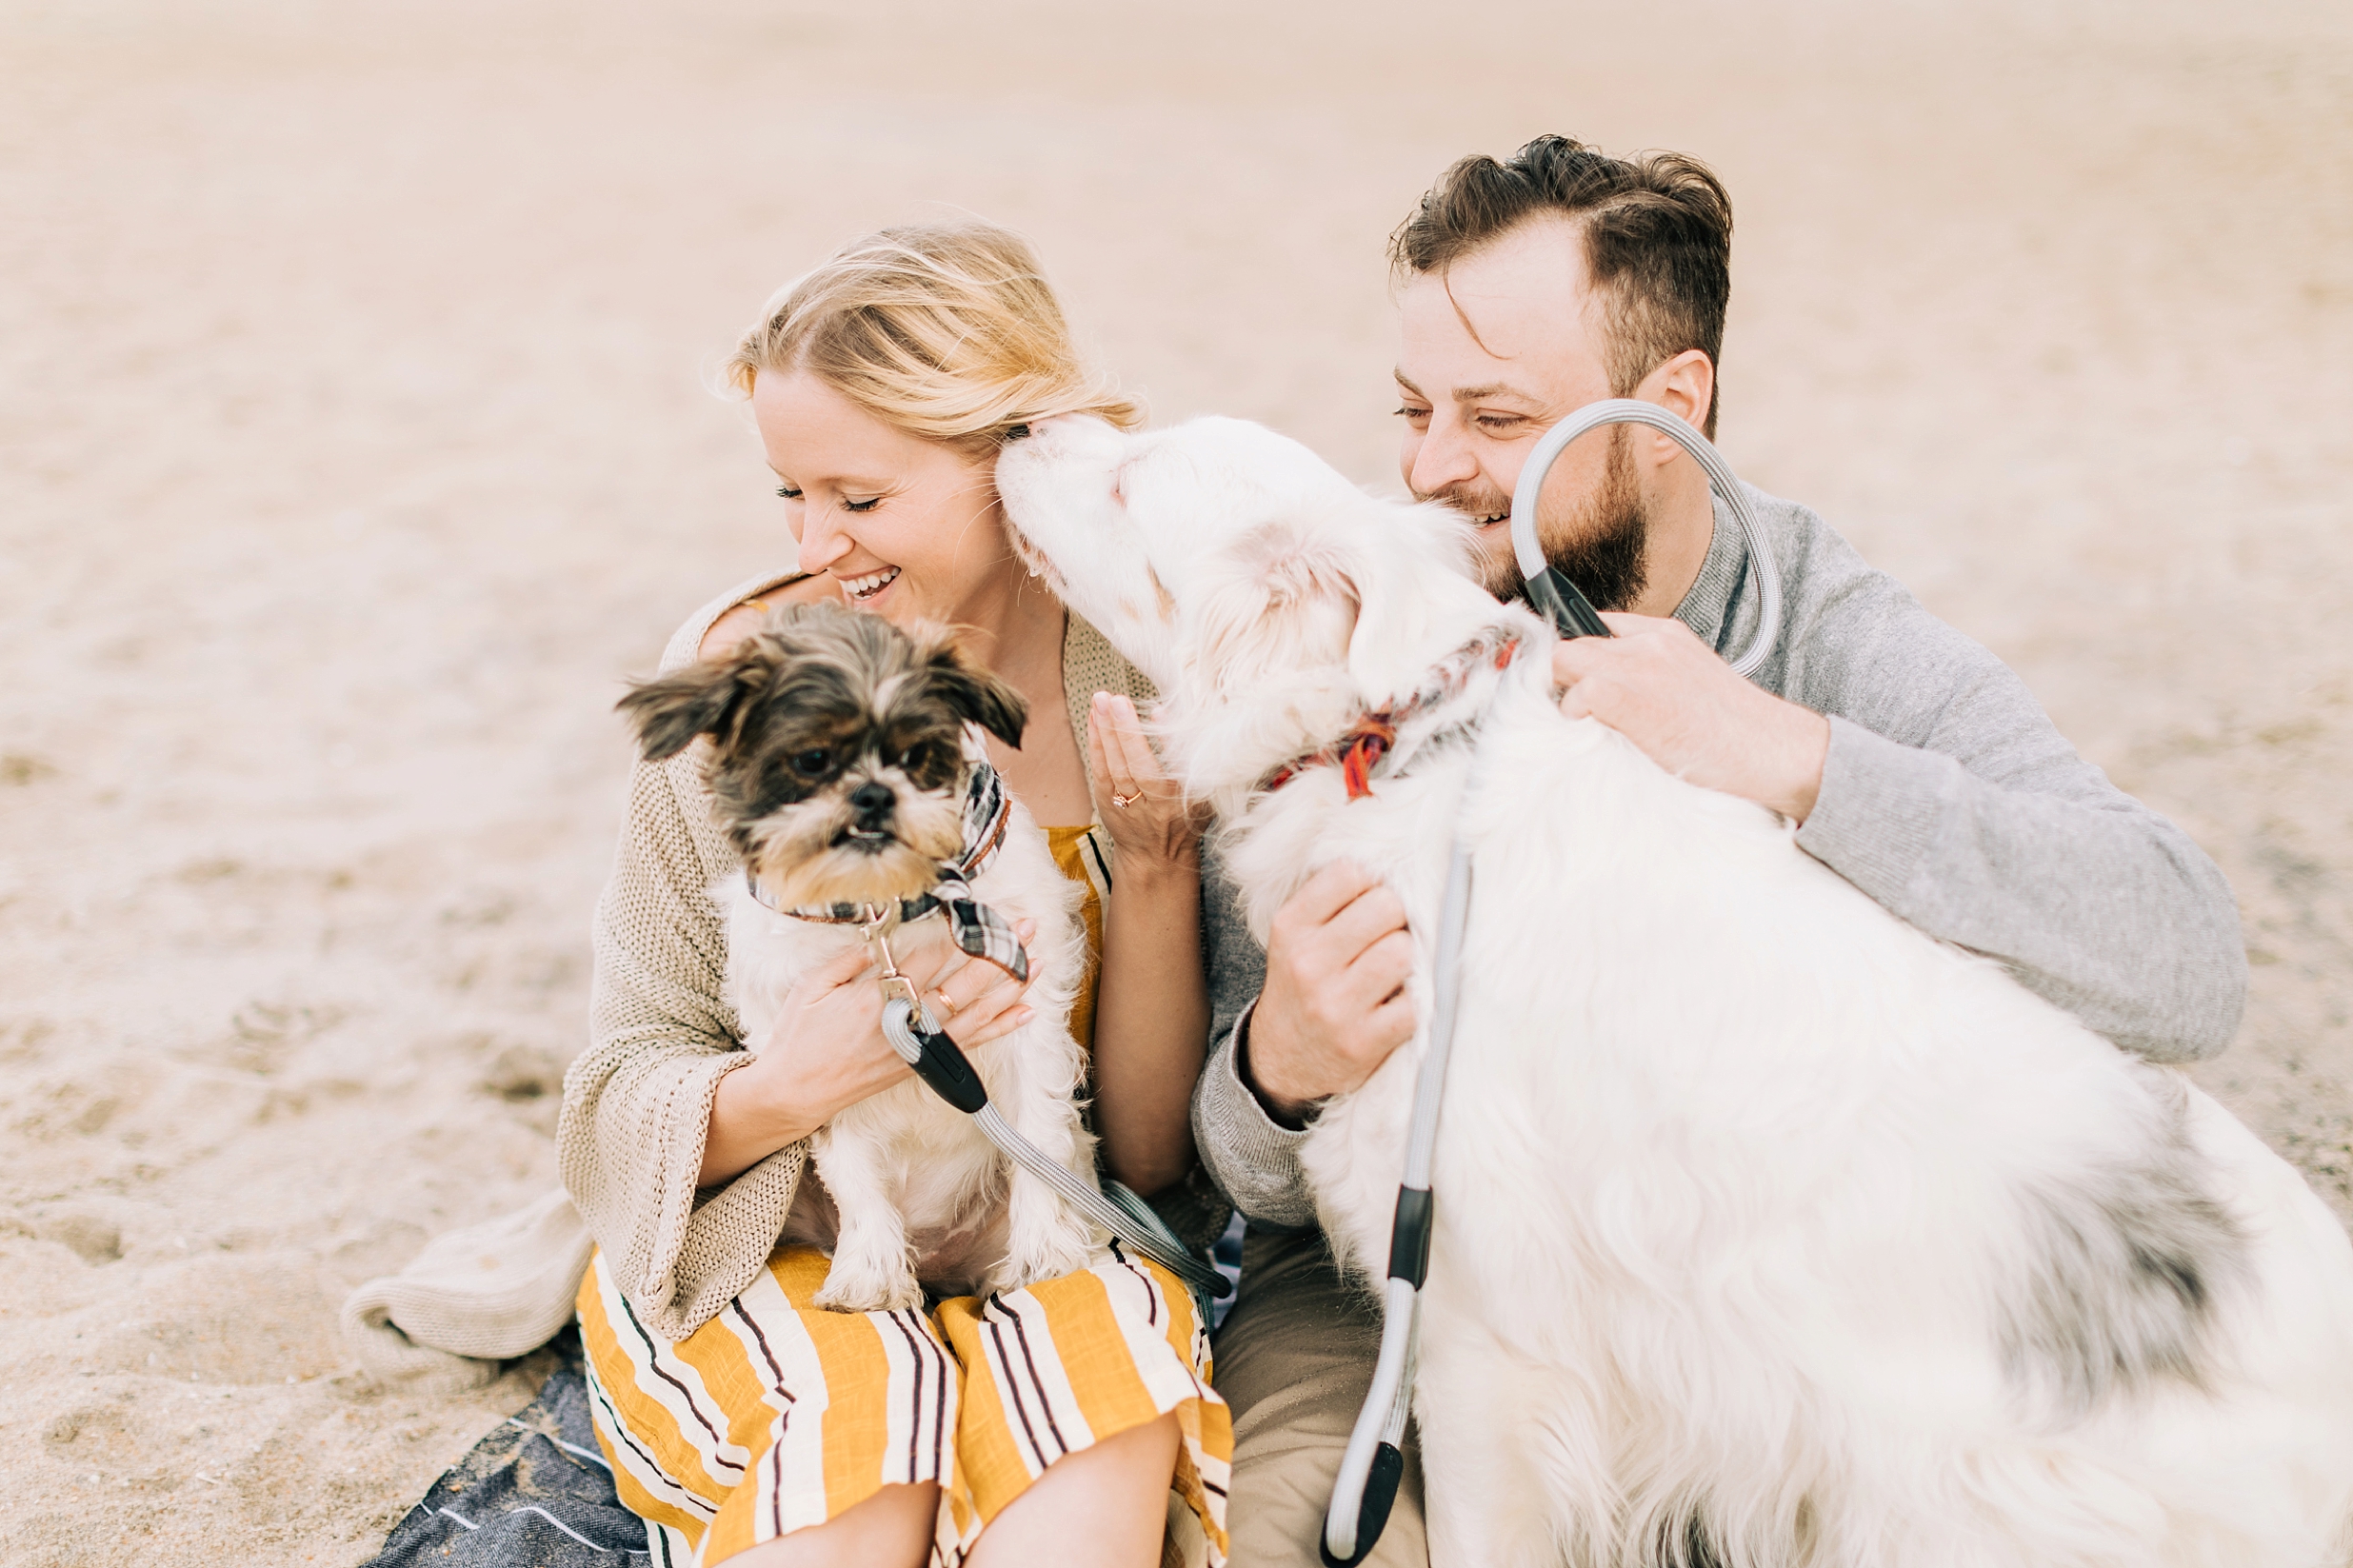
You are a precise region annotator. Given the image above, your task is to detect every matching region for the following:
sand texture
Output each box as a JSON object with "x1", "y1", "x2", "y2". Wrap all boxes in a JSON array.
[{"x1": 3, "y1": 0, "x2": 2350, "y2": 1561}]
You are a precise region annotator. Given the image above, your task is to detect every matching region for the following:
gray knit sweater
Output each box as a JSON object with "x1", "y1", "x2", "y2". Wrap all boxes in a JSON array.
[{"x1": 1192, "y1": 485, "x2": 2249, "y2": 1229}]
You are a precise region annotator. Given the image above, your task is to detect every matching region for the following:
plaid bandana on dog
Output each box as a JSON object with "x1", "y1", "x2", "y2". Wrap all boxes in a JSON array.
[{"x1": 746, "y1": 760, "x2": 1029, "y2": 983}]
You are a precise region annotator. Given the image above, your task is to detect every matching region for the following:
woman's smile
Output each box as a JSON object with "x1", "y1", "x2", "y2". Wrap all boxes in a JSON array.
[{"x1": 837, "y1": 565, "x2": 901, "y2": 604}]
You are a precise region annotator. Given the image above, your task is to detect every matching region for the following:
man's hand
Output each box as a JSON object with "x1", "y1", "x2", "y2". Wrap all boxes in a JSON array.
[
  {"x1": 1553, "y1": 612, "x2": 1831, "y2": 823},
  {"x1": 1241, "y1": 862, "x2": 1418, "y2": 1127}
]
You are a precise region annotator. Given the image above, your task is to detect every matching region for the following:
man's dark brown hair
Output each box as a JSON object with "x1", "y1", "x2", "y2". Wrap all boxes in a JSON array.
[{"x1": 1391, "y1": 135, "x2": 1733, "y2": 438}]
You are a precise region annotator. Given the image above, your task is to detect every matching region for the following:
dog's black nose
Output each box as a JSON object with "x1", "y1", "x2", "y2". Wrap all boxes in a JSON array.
[
  {"x1": 1003, "y1": 423, "x2": 1030, "y2": 442},
  {"x1": 849, "y1": 781, "x2": 895, "y2": 823}
]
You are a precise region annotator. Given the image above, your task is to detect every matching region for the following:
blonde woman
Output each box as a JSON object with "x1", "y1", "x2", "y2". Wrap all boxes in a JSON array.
[{"x1": 562, "y1": 224, "x2": 1245, "y2": 1568}]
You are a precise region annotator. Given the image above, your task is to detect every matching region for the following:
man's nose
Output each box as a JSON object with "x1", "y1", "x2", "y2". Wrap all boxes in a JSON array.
[
  {"x1": 1406, "y1": 414, "x2": 1481, "y2": 500},
  {"x1": 850, "y1": 781, "x2": 895, "y2": 823}
]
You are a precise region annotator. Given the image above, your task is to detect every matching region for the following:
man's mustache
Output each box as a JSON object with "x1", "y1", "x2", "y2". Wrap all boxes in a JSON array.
[{"x1": 1420, "y1": 484, "x2": 1513, "y2": 521}]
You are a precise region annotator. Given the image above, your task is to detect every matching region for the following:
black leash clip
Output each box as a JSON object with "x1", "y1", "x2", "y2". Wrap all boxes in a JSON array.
[
  {"x1": 1525, "y1": 565, "x2": 1613, "y2": 642},
  {"x1": 862, "y1": 906, "x2": 990, "y2": 1115}
]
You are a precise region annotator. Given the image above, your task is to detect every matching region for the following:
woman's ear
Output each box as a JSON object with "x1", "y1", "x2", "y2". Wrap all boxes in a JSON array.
[
  {"x1": 616, "y1": 644, "x2": 778, "y2": 761},
  {"x1": 914, "y1": 629, "x2": 1030, "y2": 749}
]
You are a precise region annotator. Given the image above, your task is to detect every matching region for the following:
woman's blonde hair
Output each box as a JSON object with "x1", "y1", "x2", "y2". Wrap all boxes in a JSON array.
[{"x1": 728, "y1": 221, "x2": 1143, "y2": 458}]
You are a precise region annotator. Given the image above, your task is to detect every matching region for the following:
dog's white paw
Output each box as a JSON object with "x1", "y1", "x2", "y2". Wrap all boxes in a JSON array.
[
  {"x1": 993, "y1": 1212, "x2": 1103, "y2": 1294},
  {"x1": 814, "y1": 1260, "x2": 924, "y2": 1314}
]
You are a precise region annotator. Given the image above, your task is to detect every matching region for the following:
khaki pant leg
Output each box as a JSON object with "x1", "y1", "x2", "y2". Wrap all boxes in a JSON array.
[{"x1": 1212, "y1": 1226, "x2": 1427, "y2": 1567}]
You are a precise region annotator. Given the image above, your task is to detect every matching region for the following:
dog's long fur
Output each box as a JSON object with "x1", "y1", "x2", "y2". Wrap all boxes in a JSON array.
[
  {"x1": 997, "y1": 414, "x2": 2353, "y2": 1566},
  {"x1": 622, "y1": 605, "x2": 1101, "y2": 1311}
]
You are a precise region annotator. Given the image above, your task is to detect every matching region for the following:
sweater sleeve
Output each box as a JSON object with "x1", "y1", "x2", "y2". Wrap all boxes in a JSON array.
[
  {"x1": 556, "y1": 744, "x2": 807, "y2": 1343},
  {"x1": 1192, "y1": 1007, "x2": 1319, "y2": 1229},
  {"x1": 1785, "y1": 566, "x2": 2246, "y2": 1063},
  {"x1": 1189, "y1": 843, "x2": 1322, "y2": 1228}
]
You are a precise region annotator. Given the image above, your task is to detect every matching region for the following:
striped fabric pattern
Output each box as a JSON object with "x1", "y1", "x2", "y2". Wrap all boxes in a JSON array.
[
  {"x1": 1044, "y1": 824, "x2": 1111, "y2": 1053},
  {"x1": 573, "y1": 630, "x2": 1229, "y2": 1565},
  {"x1": 578, "y1": 1241, "x2": 1228, "y2": 1566}
]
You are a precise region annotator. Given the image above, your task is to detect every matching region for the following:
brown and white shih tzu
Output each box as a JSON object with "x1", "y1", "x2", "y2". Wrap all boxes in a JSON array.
[{"x1": 620, "y1": 603, "x2": 1101, "y2": 1312}]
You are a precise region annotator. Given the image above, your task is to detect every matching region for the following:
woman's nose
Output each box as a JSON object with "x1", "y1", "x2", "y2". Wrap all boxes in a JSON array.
[{"x1": 796, "y1": 502, "x2": 854, "y2": 569}]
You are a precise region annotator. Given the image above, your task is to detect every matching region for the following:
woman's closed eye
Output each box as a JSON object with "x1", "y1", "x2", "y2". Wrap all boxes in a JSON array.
[{"x1": 772, "y1": 484, "x2": 881, "y2": 512}]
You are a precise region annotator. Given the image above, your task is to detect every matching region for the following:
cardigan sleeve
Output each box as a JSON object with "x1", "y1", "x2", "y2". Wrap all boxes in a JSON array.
[
  {"x1": 555, "y1": 574, "x2": 811, "y2": 1341},
  {"x1": 557, "y1": 750, "x2": 808, "y2": 1342}
]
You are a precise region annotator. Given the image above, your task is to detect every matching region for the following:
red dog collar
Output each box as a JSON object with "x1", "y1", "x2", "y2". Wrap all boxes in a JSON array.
[{"x1": 1261, "y1": 626, "x2": 1524, "y2": 802}]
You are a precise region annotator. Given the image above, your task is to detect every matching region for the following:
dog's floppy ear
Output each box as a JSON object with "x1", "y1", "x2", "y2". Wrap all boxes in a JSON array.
[
  {"x1": 1338, "y1": 495, "x2": 1477, "y2": 701},
  {"x1": 616, "y1": 641, "x2": 780, "y2": 762},
  {"x1": 1191, "y1": 514, "x2": 1364, "y2": 694},
  {"x1": 911, "y1": 626, "x2": 1029, "y2": 750}
]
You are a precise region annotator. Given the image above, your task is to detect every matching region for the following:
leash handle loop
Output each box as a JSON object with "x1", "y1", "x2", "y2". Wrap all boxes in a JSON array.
[
  {"x1": 1508, "y1": 397, "x2": 1785, "y2": 678},
  {"x1": 1319, "y1": 1441, "x2": 1406, "y2": 1568}
]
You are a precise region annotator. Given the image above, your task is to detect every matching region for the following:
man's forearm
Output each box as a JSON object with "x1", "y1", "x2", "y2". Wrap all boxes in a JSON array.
[
  {"x1": 1190, "y1": 1005, "x2": 1320, "y2": 1228},
  {"x1": 1796, "y1": 717, "x2": 2246, "y2": 1062}
]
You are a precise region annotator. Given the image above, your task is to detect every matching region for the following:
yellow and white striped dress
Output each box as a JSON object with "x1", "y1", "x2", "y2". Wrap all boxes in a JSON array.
[{"x1": 576, "y1": 824, "x2": 1230, "y2": 1568}]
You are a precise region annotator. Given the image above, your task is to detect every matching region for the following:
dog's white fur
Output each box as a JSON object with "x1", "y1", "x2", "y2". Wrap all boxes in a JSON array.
[
  {"x1": 998, "y1": 413, "x2": 2353, "y2": 1566},
  {"x1": 723, "y1": 745, "x2": 1103, "y2": 1313}
]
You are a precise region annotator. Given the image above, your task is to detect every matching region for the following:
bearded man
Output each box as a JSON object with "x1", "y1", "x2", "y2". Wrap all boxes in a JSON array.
[{"x1": 1191, "y1": 135, "x2": 2248, "y2": 1567}]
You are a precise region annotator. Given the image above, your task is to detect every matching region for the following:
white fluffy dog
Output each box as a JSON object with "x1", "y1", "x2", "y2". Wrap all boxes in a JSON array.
[
  {"x1": 996, "y1": 414, "x2": 2353, "y2": 1566},
  {"x1": 622, "y1": 604, "x2": 1102, "y2": 1312}
]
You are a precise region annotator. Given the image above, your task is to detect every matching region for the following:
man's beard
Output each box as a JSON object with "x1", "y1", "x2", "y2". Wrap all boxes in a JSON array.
[{"x1": 1431, "y1": 427, "x2": 1649, "y2": 610}]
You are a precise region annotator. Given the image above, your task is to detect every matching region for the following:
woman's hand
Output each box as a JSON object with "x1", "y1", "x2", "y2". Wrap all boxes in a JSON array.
[
  {"x1": 1087, "y1": 692, "x2": 1206, "y2": 879},
  {"x1": 698, "y1": 918, "x2": 1039, "y2": 1187},
  {"x1": 909, "y1": 919, "x2": 1041, "y2": 1053}
]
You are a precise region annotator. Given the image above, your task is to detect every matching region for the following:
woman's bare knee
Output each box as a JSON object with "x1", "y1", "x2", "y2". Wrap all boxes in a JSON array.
[
  {"x1": 966, "y1": 1412, "x2": 1182, "y2": 1568},
  {"x1": 709, "y1": 1479, "x2": 938, "y2": 1568}
]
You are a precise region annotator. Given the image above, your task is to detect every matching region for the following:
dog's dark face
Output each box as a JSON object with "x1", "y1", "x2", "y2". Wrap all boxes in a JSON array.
[{"x1": 619, "y1": 604, "x2": 1027, "y2": 909}]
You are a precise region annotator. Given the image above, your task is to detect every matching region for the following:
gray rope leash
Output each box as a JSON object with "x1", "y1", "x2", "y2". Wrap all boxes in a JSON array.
[
  {"x1": 1322, "y1": 841, "x2": 1474, "y2": 1567},
  {"x1": 1321, "y1": 399, "x2": 1784, "y2": 1563},
  {"x1": 872, "y1": 974, "x2": 1230, "y2": 1322}
]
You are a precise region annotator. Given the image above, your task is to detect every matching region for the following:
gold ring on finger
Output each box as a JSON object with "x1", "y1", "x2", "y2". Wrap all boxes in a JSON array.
[
  {"x1": 1111, "y1": 791, "x2": 1139, "y2": 809},
  {"x1": 930, "y1": 987, "x2": 962, "y2": 1018}
]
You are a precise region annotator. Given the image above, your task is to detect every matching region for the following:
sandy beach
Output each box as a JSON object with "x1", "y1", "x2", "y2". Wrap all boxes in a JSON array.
[{"x1": 2, "y1": 0, "x2": 2349, "y2": 1560}]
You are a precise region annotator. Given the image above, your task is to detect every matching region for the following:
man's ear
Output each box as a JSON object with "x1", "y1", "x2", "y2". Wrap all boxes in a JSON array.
[
  {"x1": 1639, "y1": 347, "x2": 1717, "y2": 450},
  {"x1": 616, "y1": 644, "x2": 778, "y2": 762},
  {"x1": 913, "y1": 628, "x2": 1029, "y2": 750}
]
